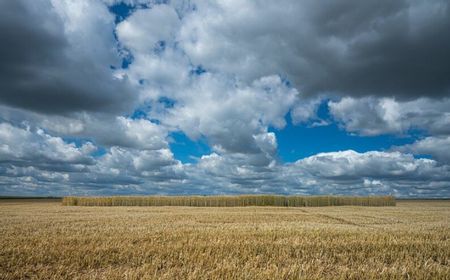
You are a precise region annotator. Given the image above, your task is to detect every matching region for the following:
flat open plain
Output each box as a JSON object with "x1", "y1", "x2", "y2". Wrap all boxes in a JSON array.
[{"x1": 0, "y1": 200, "x2": 449, "y2": 279}]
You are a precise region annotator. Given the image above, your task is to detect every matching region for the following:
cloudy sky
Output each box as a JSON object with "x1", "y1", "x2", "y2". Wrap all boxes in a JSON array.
[{"x1": 1, "y1": 0, "x2": 449, "y2": 197}]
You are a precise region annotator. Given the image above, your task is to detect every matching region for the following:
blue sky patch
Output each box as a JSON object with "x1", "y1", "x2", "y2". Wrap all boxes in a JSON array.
[
  {"x1": 169, "y1": 132, "x2": 211, "y2": 163},
  {"x1": 108, "y1": 3, "x2": 135, "y2": 23},
  {"x1": 190, "y1": 65, "x2": 207, "y2": 76},
  {"x1": 271, "y1": 103, "x2": 419, "y2": 162}
]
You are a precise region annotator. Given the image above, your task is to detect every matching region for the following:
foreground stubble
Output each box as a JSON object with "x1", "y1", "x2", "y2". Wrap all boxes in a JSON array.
[{"x1": 0, "y1": 200, "x2": 449, "y2": 279}]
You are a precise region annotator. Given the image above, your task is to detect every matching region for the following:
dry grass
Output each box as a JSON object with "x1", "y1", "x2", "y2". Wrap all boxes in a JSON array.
[
  {"x1": 0, "y1": 199, "x2": 449, "y2": 279},
  {"x1": 62, "y1": 195, "x2": 396, "y2": 207}
]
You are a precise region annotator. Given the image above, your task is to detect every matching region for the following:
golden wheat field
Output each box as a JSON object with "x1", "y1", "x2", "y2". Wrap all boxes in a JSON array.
[{"x1": 0, "y1": 199, "x2": 449, "y2": 279}]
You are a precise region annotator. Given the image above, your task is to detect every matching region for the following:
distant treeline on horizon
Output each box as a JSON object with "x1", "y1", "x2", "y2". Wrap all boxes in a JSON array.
[{"x1": 62, "y1": 195, "x2": 396, "y2": 207}]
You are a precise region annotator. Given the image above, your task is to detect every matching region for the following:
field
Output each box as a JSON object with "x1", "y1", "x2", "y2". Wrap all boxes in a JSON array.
[{"x1": 0, "y1": 200, "x2": 449, "y2": 279}]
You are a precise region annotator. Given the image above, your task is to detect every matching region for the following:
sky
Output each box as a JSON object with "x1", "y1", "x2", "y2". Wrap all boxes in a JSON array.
[{"x1": 0, "y1": 0, "x2": 449, "y2": 198}]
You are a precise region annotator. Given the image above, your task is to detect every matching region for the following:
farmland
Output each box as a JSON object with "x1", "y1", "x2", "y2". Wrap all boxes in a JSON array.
[{"x1": 0, "y1": 199, "x2": 449, "y2": 279}]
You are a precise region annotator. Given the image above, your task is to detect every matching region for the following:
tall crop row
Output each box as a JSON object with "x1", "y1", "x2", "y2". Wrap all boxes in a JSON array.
[{"x1": 62, "y1": 195, "x2": 396, "y2": 207}]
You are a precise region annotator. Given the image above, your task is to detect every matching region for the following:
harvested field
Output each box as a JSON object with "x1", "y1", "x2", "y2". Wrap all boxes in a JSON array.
[{"x1": 0, "y1": 200, "x2": 449, "y2": 279}]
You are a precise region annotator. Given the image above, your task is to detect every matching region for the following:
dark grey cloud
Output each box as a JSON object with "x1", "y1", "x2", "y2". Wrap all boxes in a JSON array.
[
  {"x1": 180, "y1": 0, "x2": 450, "y2": 99},
  {"x1": 306, "y1": 0, "x2": 450, "y2": 98},
  {"x1": 0, "y1": 0, "x2": 134, "y2": 114}
]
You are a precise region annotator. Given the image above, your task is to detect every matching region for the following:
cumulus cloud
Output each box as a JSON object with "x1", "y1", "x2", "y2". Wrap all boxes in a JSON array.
[
  {"x1": 1, "y1": 0, "x2": 449, "y2": 197},
  {"x1": 396, "y1": 136, "x2": 450, "y2": 164},
  {"x1": 178, "y1": 0, "x2": 450, "y2": 99},
  {"x1": 1, "y1": 122, "x2": 449, "y2": 197},
  {"x1": 97, "y1": 146, "x2": 180, "y2": 175},
  {"x1": 180, "y1": 150, "x2": 450, "y2": 197},
  {"x1": 284, "y1": 150, "x2": 450, "y2": 197},
  {"x1": 0, "y1": 107, "x2": 169, "y2": 151},
  {"x1": 295, "y1": 150, "x2": 441, "y2": 180},
  {"x1": 0, "y1": 122, "x2": 184, "y2": 195},
  {"x1": 159, "y1": 74, "x2": 296, "y2": 156},
  {"x1": 329, "y1": 97, "x2": 450, "y2": 136},
  {"x1": 116, "y1": 4, "x2": 180, "y2": 53},
  {"x1": 290, "y1": 97, "x2": 324, "y2": 125},
  {"x1": 81, "y1": 116, "x2": 169, "y2": 150},
  {"x1": 0, "y1": 122, "x2": 95, "y2": 194},
  {"x1": 0, "y1": 0, "x2": 134, "y2": 114},
  {"x1": 0, "y1": 123, "x2": 95, "y2": 167}
]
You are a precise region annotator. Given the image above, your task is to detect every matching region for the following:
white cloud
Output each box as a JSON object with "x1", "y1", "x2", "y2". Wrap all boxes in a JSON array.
[
  {"x1": 83, "y1": 116, "x2": 169, "y2": 150},
  {"x1": 116, "y1": 5, "x2": 180, "y2": 53},
  {"x1": 295, "y1": 150, "x2": 439, "y2": 179},
  {"x1": 329, "y1": 97, "x2": 450, "y2": 136},
  {"x1": 98, "y1": 146, "x2": 178, "y2": 174},
  {"x1": 281, "y1": 150, "x2": 450, "y2": 197},
  {"x1": 1, "y1": 122, "x2": 449, "y2": 197},
  {"x1": 177, "y1": 0, "x2": 301, "y2": 84},
  {"x1": 158, "y1": 74, "x2": 297, "y2": 156},
  {"x1": 0, "y1": 123, "x2": 94, "y2": 165},
  {"x1": 290, "y1": 97, "x2": 323, "y2": 125},
  {"x1": 396, "y1": 136, "x2": 450, "y2": 164}
]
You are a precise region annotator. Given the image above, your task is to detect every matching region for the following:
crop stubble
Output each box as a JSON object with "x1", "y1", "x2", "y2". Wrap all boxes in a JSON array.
[{"x1": 0, "y1": 200, "x2": 449, "y2": 279}]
